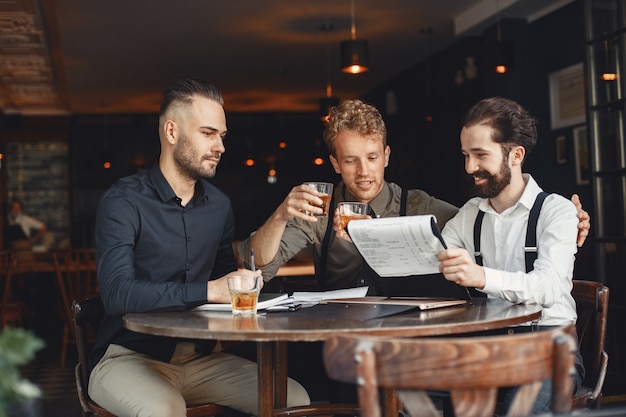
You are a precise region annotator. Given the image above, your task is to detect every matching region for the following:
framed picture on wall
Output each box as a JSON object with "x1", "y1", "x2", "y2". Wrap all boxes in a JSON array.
[
  {"x1": 555, "y1": 135, "x2": 567, "y2": 164},
  {"x1": 549, "y1": 63, "x2": 586, "y2": 130},
  {"x1": 573, "y1": 126, "x2": 590, "y2": 185}
]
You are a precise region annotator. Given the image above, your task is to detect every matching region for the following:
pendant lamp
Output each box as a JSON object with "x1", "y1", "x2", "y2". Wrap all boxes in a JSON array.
[
  {"x1": 488, "y1": 1, "x2": 514, "y2": 74},
  {"x1": 340, "y1": 0, "x2": 369, "y2": 74},
  {"x1": 488, "y1": 40, "x2": 514, "y2": 74},
  {"x1": 320, "y1": 24, "x2": 340, "y2": 122},
  {"x1": 601, "y1": 38, "x2": 617, "y2": 81}
]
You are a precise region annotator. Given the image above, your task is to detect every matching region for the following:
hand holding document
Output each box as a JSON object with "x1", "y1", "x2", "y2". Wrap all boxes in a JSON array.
[{"x1": 347, "y1": 215, "x2": 446, "y2": 277}]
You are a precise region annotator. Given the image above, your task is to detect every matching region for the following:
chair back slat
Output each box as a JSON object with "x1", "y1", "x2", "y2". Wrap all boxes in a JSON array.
[
  {"x1": 572, "y1": 280, "x2": 609, "y2": 384},
  {"x1": 72, "y1": 295, "x2": 227, "y2": 417},
  {"x1": 73, "y1": 295, "x2": 105, "y2": 390},
  {"x1": 571, "y1": 279, "x2": 610, "y2": 408},
  {"x1": 54, "y1": 247, "x2": 98, "y2": 367},
  {"x1": 0, "y1": 250, "x2": 23, "y2": 328},
  {"x1": 324, "y1": 325, "x2": 577, "y2": 417}
]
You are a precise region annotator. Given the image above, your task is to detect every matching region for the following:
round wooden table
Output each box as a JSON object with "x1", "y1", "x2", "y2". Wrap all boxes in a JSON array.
[{"x1": 124, "y1": 297, "x2": 542, "y2": 417}]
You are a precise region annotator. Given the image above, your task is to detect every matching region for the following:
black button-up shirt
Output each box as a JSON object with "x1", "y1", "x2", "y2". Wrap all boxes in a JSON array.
[{"x1": 90, "y1": 163, "x2": 237, "y2": 370}]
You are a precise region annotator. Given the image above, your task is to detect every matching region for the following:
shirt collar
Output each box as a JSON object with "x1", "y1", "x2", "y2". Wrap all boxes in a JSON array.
[
  {"x1": 339, "y1": 181, "x2": 391, "y2": 217},
  {"x1": 147, "y1": 163, "x2": 209, "y2": 205},
  {"x1": 368, "y1": 183, "x2": 391, "y2": 216}
]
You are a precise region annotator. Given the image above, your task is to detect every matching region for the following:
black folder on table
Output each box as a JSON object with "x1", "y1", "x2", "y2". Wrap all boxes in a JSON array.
[
  {"x1": 377, "y1": 272, "x2": 476, "y2": 300},
  {"x1": 291, "y1": 302, "x2": 418, "y2": 321},
  {"x1": 324, "y1": 296, "x2": 466, "y2": 310}
]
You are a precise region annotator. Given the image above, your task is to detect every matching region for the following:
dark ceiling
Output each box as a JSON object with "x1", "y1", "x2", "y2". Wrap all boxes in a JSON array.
[{"x1": 0, "y1": 0, "x2": 573, "y2": 115}]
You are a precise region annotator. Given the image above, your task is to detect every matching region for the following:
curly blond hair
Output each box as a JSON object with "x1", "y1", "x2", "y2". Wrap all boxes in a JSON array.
[{"x1": 323, "y1": 99, "x2": 387, "y2": 156}]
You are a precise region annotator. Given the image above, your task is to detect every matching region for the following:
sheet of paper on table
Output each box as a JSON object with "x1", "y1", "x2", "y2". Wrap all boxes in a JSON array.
[
  {"x1": 193, "y1": 286, "x2": 369, "y2": 311},
  {"x1": 347, "y1": 214, "x2": 446, "y2": 277},
  {"x1": 289, "y1": 286, "x2": 368, "y2": 306}
]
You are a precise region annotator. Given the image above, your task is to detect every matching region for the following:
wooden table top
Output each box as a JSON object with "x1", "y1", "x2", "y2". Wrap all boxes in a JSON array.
[{"x1": 124, "y1": 297, "x2": 542, "y2": 342}]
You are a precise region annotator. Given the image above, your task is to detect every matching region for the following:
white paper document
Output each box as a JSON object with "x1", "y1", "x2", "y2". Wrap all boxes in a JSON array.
[
  {"x1": 193, "y1": 287, "x2": 369, "y2": 312},
  {"x1": 347, "y1": 215, "x2": 446, "y2": 277},
  {"x1": 290, "y1": 286, "x2": 368, "y2": 305}
]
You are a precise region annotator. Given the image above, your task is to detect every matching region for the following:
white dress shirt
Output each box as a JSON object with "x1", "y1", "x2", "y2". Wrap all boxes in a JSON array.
[
  {"x1": 8, "y1": 212, "x2": 45, "y2": 239},
  {"x1": 442, "y1": 174, "x2": 578, "y2": 326}
]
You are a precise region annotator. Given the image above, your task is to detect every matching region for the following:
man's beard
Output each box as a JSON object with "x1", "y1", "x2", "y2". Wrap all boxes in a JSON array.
[
  {"x1": 472, "y1": 161, "x2": 511, "y2": 198},
  {"x1": 173, "y1": 134, "x2": 220, "y2": 180}
]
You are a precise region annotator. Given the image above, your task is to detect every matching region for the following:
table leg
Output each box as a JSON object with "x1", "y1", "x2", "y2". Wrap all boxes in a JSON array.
[
  {"x1": 257, "y1": 341, "x2": 289, "y2": 417},
  {"x1": 257, "y1": 342, "x2": 275, "y2": 417},
  {"x1": 274, "y1": 341, "x2": 288, "y2": 408}
]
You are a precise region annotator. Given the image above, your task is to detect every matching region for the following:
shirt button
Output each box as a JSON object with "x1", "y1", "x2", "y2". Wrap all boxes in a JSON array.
[{"x1": 186, "y1": 264, "x2": 191, "y2": 271}]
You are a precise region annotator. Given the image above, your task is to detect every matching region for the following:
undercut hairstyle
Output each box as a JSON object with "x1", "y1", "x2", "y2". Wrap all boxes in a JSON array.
[
  {"x1": 462, "y1": 96, "x2": 538, "y2": 160},
  {"x1": 323, "y1": 99, "x2": 387, "y2": 157},
  {"x1": 159, "y1": 78, "x2": 223, "y2": 123}
]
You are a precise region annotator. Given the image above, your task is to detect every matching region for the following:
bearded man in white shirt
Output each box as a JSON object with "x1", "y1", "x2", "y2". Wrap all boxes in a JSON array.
[{"x1": 438, "y1": 96, "x2": 584, "y2": 414}]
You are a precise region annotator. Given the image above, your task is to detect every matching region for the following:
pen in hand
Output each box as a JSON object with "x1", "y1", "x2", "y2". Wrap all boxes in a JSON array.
[
  {"x1": 432, "y1": 221, "x2": 473, "y2": 304},
  {"x1": 250, "y1": 249, "x2": 256, "y2": 272},
  {"x1": 440, "y1": 244, "x2": 473, "y2": 303}
]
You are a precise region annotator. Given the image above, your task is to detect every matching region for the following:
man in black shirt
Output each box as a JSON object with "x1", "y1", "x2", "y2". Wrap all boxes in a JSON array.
[{"x1": 90, "y1": 78, "x2": 309, "y2": 417}]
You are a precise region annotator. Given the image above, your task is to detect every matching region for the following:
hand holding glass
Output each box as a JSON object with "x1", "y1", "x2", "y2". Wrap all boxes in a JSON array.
[
  {"x1": 305, "y1": 182, "x2": 333, "y2": 217},
  {"x1": 338, "y1": 202, "x2": 369, "y2": 232},
  {"x1": 227, "y1": 275, "x2": 262, "y2": 315}
]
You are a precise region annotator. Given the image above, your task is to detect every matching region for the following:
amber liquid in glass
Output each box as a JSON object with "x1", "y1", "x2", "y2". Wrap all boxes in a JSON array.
[
  {"x1": 230, "y1": 290, "x2": 258, "y2": 314},
  {"x1": 340, "y1": 214, "x2": 368, "y2": 231},
  {"x1": 310, "y1": 193, "x2": 332, "y2": 217}
]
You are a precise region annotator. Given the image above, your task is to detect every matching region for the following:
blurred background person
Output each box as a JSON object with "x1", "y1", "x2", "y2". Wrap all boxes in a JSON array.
[{"x1": 5, "y1": 198, "x2": 48, "y2": 250}]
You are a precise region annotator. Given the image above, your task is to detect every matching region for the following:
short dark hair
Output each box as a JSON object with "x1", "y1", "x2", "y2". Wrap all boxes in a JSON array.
[
  {"x1": 11, "y1": 198, "x2": 23, "y2": 209},
  {"x1": 462, "y1": 97, "x2": 537, "y2": 159},
  {"x1": 159, "y1": 78, "x2": 223, "y2": 118}
]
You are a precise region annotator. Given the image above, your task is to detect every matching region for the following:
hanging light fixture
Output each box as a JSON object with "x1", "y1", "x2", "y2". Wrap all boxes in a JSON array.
[
  {"x1": 340, "y1": 0, "x2": 369, "y2": 74},
  {"x1": 487, "y1": 1, "x2": 514, "y2": 74},
  {"x1": 320, "y1": 23, "x2": 340, "y2": 122},
  {"x1": 489, "y1": 40, "x2": 514, "y2": 74},
  {"x1": 601, "y1": 38, "x2": 617, "y2": 81}
]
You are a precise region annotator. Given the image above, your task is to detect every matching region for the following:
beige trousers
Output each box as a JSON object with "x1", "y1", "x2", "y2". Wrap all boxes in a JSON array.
[{"x1": 88, "y1": 343, "x2": 310, "y2": 417}]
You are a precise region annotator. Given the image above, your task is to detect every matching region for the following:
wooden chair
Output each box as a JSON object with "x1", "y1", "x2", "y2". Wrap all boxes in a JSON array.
[
  {"x1": 571, "y1": 279, "x2": 610, "y2": 409},
  {"x1": 73, "y1": 295, "x2": 228, "y2": 417},
  {"x1": 324, "y1": 325, "x2": 578, "y2": 417},
  {"x1": 54, "y1": 248, "x2": 98, "y2": 367},
  {"x1": 0, "y1": 250, "x2": 24, "y2": 328}
]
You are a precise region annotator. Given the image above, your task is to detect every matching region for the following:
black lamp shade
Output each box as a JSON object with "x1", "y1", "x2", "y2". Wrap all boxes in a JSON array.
[{"x1": 340, "y1": 39, "x2": 369, "y2": 74}]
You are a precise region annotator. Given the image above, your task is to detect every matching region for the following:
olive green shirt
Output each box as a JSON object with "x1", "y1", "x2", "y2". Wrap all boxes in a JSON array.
[{"x1": 239, "y1": 181, "x2": 459, "y2": 292}]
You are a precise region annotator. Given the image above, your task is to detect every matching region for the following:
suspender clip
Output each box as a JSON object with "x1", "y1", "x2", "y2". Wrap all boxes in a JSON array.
[{"x1": 531, "y1": 319, "x2": 539, "y2": 332}]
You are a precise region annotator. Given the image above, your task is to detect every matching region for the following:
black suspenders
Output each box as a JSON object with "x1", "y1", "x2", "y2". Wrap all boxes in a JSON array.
[
  {"x1": 473, "y1": 191, "x2": 550, "y2": 273},
  {"x1": 317, "y1": 193, "x2": 335, "y2": 286},
  {"x1": 317, "y1": 186, "x2": 408, "y2": 288},
  {"x1": 400, "y1": 188, "x2": 408, "y2": 216}
]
